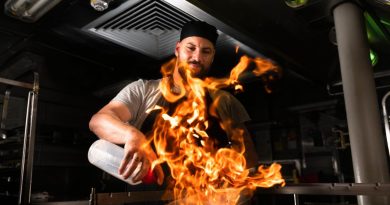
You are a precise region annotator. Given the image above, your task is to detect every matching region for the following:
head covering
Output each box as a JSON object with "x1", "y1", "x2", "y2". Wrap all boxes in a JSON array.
[{"x1": 180, "y1": 21, "x2": 218, "y2": 45}]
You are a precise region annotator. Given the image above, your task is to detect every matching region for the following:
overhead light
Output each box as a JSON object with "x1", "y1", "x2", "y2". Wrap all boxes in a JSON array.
[
  {"x1": 4, "y1": 0, "x2": 63, "y2": 23},
  {"x1": 284, "y1": 0, "x2": 308, "y2": 8},
  {"x1": 90, "y1": 0, "x2": 113, "y2": 11}
]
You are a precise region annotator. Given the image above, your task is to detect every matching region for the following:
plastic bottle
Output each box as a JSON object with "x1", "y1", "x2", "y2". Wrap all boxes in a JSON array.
[{"x1": 88, "y1": 139, "x2": 143, "y2": 185}]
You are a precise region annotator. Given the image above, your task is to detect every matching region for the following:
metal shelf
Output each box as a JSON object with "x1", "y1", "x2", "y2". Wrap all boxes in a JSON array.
[{"x1": 0, "y1": 73, "x2": 39, "y2": 205}]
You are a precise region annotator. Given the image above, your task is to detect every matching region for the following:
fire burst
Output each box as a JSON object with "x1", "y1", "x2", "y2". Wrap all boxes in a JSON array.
[{"x1": 149, "y1": 55, "x2": 285, "y2": 205}]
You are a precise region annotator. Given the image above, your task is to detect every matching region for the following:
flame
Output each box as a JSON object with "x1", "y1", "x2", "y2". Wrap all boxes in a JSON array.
[{"x1": 148, "y1": 55, "x2": 284, "y2": 205}]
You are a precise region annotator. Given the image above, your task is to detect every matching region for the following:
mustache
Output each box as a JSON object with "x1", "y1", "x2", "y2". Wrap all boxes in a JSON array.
[{"x1": 188, "y1": 60, "x2": 201, "y2": 66}]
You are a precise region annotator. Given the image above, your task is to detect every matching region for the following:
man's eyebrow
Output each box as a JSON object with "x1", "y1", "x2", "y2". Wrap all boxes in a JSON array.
[
  {"x1": 185, "y1": 42, "x2": 212, "y2": 50},
  {"x1": 186, "y1": 42, "x2": 196, "y2": 46}
]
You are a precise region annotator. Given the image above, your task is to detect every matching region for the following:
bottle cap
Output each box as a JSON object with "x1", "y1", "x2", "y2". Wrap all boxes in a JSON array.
[{"x1": 142, "y1": 168, "x2": 157, "y2": 184}]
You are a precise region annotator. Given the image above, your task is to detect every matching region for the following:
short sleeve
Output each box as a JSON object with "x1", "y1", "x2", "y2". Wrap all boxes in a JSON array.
[
  {"x1": 112, "y1": 79, "x2": 144, "y2": 122},
  {"x1": 111, "y1": 79, "x2": 162, "y2": 128},
  {"x1": 209, "y1": 89, "x2": 251, "y2": 124}
]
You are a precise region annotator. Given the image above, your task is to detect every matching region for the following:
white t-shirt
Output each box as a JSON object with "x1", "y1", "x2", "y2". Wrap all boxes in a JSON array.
[{"x1": 112, "y1": 79, "x2": 250, "y2": 129}]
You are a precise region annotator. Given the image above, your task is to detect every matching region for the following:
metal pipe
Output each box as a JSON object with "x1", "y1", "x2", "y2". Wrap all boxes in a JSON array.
[
  {"x1": 293, "y1": 194, "x2": 299, "y2": 205},
  {"x1": 1, "y1": 90, "x2": 11, "y2": 132},
  {"x1": 26, "y1": 91, "x2": 38, "y2": 203},
  {"x1": 381, "y1": 91, "x2": 390, "y2": 158},
  {"x1": 18, "y1": 91, "x2": 33, "y2": 205},
  {"x1": 17, "y1": 73, "x2": 39, "y2": 205},
  {"x1": 89, "y1": 188, "x2": 96, "y2": 205},
  {"x1": 333, "y1": 2, "x2": 390, "y2": 205},
  {"x1": 0, "y1": 77, "x2": 34, "y2": 89}
]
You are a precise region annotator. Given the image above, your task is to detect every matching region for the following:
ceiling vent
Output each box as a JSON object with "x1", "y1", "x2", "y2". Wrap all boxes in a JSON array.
[{"x1": 83, "y1": 0, "x2": 265, "y2": 59}]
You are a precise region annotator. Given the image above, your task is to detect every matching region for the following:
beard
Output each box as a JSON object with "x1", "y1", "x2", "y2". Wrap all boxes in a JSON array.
[{"x1": 182, "y1": 60, "x2": 209, "y2": 79}]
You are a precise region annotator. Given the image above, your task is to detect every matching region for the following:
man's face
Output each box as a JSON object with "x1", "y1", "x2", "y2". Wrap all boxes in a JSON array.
[{"x1": 175, "y1": 36, "x2": 215, "y2": 78}]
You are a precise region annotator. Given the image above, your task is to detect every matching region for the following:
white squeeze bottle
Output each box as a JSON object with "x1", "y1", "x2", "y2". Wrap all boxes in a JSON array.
[{"x1": 88, "y1": 139, "x2": 142, "y2": 185}]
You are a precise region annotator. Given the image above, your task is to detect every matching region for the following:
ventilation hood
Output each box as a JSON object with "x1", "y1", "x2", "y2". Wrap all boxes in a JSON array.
[{"x1": 83, "y1": 0, "x2": 266, "y2": 60}]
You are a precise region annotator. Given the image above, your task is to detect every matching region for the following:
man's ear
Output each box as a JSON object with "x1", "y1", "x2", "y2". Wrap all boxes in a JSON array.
[{"x1": 174, "y1": 42, "x2": 180, "y2": 57}]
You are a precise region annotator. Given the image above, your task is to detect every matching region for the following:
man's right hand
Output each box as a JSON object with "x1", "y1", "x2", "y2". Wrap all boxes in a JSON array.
[
  {"x1": 89, "y1": 101, "x2": 165, "y2": 185},
  {"x1": 119, "y1": 130, "x2": 164, "y2": 185}
]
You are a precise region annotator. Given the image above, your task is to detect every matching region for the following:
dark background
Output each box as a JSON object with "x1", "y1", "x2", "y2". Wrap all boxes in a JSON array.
[{"x1": 0, "y1": 0, "x2": 389, "y2": 204}]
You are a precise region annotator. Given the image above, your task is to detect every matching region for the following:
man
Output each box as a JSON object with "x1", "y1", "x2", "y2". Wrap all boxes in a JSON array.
[{"x1": 89, "y1": 21, "x2": 259, "y2": 187}]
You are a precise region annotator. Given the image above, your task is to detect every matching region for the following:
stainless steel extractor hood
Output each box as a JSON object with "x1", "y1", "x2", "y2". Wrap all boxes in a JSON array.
[{"x1": 83, "y1": 0, "x2": 266, "y2": 60}]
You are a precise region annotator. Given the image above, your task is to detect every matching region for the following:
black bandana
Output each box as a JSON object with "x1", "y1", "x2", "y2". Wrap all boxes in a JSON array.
[{"x1": 180, "y1": 21, "x2": 218, "y2": 45}]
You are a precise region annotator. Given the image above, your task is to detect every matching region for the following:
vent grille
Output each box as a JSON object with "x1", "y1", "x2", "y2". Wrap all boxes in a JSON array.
[
  {"x1": 84, "y1": 0, "x2": 197, "y2": 59},
  {"x1": 99, "y1": 0, "x2": 193, "y2": 30}
]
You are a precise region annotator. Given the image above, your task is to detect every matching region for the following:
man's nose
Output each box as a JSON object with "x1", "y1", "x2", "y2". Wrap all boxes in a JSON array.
[{"x1": 191, "y1": 50, "x2": 201, "y2": 62}]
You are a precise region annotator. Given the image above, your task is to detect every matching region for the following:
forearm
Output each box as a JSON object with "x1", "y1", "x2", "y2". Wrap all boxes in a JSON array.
[
  {"x1": 228, "y1": 124, "x2": 259, "y2": 168},
  {"x1": 242, "y1": 131, "x2": 259, "y2": 168},
  {"x1": 89, "y1": 112, "x2": 141, "y2": 145}
]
